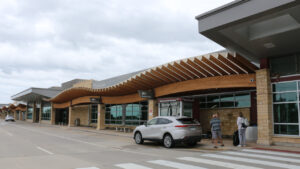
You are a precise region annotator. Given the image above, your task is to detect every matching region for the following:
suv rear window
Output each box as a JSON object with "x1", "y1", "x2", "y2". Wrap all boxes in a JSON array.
[{"x1": 177, "y1": 118, "x2": 199, "y2": 124}]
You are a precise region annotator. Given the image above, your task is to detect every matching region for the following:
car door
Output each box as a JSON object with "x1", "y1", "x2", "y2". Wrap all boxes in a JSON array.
[
  {"x1": 155, "y1": 118, "x2": 173, "y2": 139},
  {"x1": 142, "y1": 118, "x2": 158, "y2": 139}
]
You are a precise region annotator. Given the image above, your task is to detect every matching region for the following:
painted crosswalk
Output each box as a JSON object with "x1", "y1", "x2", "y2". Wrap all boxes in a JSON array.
[{"x1": 114, "y1": 149, "x2": 300, "y2": 169}]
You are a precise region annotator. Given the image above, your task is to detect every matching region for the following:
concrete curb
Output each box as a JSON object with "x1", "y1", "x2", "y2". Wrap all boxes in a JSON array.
[{"x1": 252, "y1": 147, "x2": 300, "y2": 154}]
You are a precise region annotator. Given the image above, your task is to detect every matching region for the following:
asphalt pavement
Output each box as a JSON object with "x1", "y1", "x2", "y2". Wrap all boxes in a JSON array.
[{"x1": 0, "y1": 120, "x2": 299, "y2": 169}]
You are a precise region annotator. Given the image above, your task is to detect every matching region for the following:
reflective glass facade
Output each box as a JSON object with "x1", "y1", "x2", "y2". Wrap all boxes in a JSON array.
[
  {"x1": 27, "y1": 106, "x2": 33, "y2": 119},
  {"x1": 272, "y1": 81, "x2": 300, "y2": 135},
  {"x1": 41, "y1": 102, "x2": 51, "y2": 120},
  {"x1": 91, "y1": 104, "x2": 98, "y2": 123},
  {"x1": 199, "y1": 92, "x2": 251, "y2": 109},
  {"x1": 105, "y1": 101, "x2": 148, "y2": 126}
]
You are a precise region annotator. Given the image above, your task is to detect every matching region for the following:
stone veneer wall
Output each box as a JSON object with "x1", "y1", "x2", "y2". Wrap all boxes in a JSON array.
[
  {"x1": 70, "y1": 105, "x2": 90, "y2": 126},
  {"x1": 199, "y1": 108, "x2": 250, "y2": 136},
  {"x1": 256, "y1": 69, "x2": 273, "y2": 145}
]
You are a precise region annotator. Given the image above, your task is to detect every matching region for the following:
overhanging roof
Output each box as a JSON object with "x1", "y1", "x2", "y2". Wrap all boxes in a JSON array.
[
  {"x1": 11, "y1": 88, "x2": 62, "y2": 102},
  {"x1": 50, "y1": 51, "x2": 258, "y2": 103},
  {"x1": 196, "y1": 0, "x2": 300, "y2": 62}
]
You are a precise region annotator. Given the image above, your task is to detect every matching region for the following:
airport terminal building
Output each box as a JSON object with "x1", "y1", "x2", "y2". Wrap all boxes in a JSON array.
[{"x1": 3, "y1": 0, "x2": 300, "y2": 146}]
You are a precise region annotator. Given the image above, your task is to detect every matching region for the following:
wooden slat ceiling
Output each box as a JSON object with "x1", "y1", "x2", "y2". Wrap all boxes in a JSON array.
[{"x1": 50, "y1": 51, "x2": 258, "y2": 103}]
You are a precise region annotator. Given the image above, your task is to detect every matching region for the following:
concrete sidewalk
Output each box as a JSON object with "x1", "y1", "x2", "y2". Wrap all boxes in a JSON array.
[
  {"x1": 67, "y1": 125, "x2": 300, "y2": 153},
  {"x1": 17, "y1": 120, "x2": 300, "y2": 153}
]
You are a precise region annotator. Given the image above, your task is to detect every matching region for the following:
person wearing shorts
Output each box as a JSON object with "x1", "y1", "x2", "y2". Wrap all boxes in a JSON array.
[{"x1": 210, "y1": 113, "x2": 224, "y2": 148}]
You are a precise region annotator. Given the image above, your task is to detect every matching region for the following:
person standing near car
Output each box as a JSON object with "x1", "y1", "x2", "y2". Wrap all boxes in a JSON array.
[
  {"x1": 210, "y1": 113, "x2": 224, "y2": 148},
  {"x1": 237, "y1": 112, "x2": 247, "y2": 147}
]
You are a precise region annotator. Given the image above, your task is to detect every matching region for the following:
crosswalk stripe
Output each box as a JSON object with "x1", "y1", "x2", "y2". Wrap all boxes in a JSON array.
[
  {"x1": 178, "y1": 157, "x2": 262, "y2": 169},
  {"x1": 222, "y1": 151, "x2": 300, "y2": 163},
  {"x1": 148, "y1": 160, "x2": 207, "y2": 169},
  {"x1": 202, "y1": 154, "x2": 300, "y2": 169},
  {"x1": 242, "y1": 149, "x2": 300, "y2": 158},
  {"x1": 115, "y1": 163, "x2": 152, "y2": 169}
]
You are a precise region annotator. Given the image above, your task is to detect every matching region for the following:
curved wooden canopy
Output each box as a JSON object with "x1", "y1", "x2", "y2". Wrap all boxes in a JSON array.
[{"x1": 50, "y1": 51, "x2": 258, "y2": 103}]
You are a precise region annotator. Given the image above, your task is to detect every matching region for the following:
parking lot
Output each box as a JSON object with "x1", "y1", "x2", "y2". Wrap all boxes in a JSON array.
[{"x1": 0, "y1": 120, "x2": 299, "y2": 169}]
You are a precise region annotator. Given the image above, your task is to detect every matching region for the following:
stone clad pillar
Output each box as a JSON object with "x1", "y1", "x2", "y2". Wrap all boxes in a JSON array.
[
  {"x1": 51, "y1": 103, "x2": 56, "y2": 125},
  {"x1": 32, "y1": 103, "x2": 36, "y2": 123},
  {"x1": 39, "y1": 103, "x2": 42, "y2": 123},
  {"x1": 97, "y1": 104, "x2": 105, "y2": 130},
  {"x1": 148, "y1": 99, "x2": 158, "y2": 120},
  {"x1": 68, "y1": 106, "x2": 74, "y2": 127},
  {"x1": 256, "y1": 69, "x2": 273, "y2": 145}
]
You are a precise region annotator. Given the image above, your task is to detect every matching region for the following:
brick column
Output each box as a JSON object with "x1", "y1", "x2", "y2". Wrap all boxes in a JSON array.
[
  {"x1": 97, "y1": 104, "x2": 105, "y2": 130},
  {"x1": 256, "y1": 69, "x2": 273, "y2": 145},
  {"x1": 68, "y1": 106, "x2": 74, "y2": 127},
  {"x1": 39, "y1": 103, "x2": 42, "y2": 123},
  {"x1": 50, "y1": 103, "x2": 56, "y2": 125},
  {"x1": 20, "y1": 111, "x2": 23, "y2": 121},
  {"x1": 13, "y1": 110, "x2": 17, "y2": 120},
  {"x1": 32, "y1": 103, "x2": 36, "y2": 123},
  {"x1": 148, "y1": 99, "x2": 158, "y2": 120}
]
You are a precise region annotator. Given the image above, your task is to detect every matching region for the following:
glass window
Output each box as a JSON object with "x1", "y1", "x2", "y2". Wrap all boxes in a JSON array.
[
  {"x1": 274, "y1": 125, "x2": 299, "y2": 135},
  {"x1": 270, "y1": 55, "x2": 297, "y2": 76},
  {"x1": 157, "y1": 118, "x2": 172, "y2": 125},
  {"x1": 159, "y1": 101, "x2": 180, "y2": 116},
  {"x1": 147, "y1": 118, "x2": 157, "y2": 125},
  {"x1": 273, "y1": 92, "x2": 297, "y2": 102},
  {"x1": 41, "y1": 102, "x2": 51, "y2": 120},
  {"x1": 235, "y1": 93, "x2": 251, "y2": 108},
  {"x1": 272, "y1": 82, "x2": 297, "y2": 92},
  {"x1": 105, "y1": 102, "x2": 147, "y2": 126},
  {"x1": 207, "y1": 96, "x2": 219, "y2": 102},
  {"x1": 91, "y1": 104, "x2": 98, "y2": 123},
  {"x1": 27, "y1": 106, "x2": 33, "y2": 119},
  {"x1": 273, "y1": 103, "x2": 298, "y2": 123},
  {"x1": 183, "y1": 102, "x2": 193, "y2": 117}
]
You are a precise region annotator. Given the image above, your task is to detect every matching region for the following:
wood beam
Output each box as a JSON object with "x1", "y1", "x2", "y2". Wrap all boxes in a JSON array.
[
  {"x1": 218, "y1": 54, "x2": 244, "y2": 74},
  {"x1": 161, "y1": 66, "x2": 185, "y2": 81},
  {"x1": 173, "y1": 62, "x2": 196, "y2": 79},
  {"x1": 202, "y1": 57, "x2": 226, "y2": 75},
  {"x1": 187, "y1": 59, "x2": 210, "y2": 77},
  {"x1": 194, "y1": 58, "x2": 218, "y2": 76},
  {"x1": 227, "y1": 54, "x2": 252, "y2": 73},
  {"x1": 102, "y1": 93, "x2": 147, "y2": 104},
  {"x1": 155, "y1": 74, "x2": 256, "y2": 97},
  {"x1": 155, "y1": 68, "x2": 178, "y2": 82},
  {"x1": 210, "y1": 55, "x2": 235, "y2": 74},
  {"x1": 180, "y1": 61, "x2": 204, "y2": 78}
]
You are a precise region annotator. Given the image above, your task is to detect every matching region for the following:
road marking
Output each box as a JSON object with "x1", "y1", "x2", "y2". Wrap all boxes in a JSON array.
[
  {"x1": 202, "y1": 154, "x2": 300, "y2": 169},
  {"x1": 115, "y1": 163, "x2": 152, "y2": 169},
  {"x1": 36, "y1": 146, "x2": 54, "y2": 155},
  {"x1": 148, "y1": 160, "x2": 207, "y2": 169},
  {"x1": 242, "y1": 149, "x2": 300, "y2": 158},
  {"x1": 222, "y1": 151, "x2": 300, "y2": 163},
  {"x1": 5, "y1": 131, "x2": 13, "y2": 136},
  {"x1": 178, "y1": 157, "x2": 262, "y2": 169},
  {"x1": 76, "y1": 167, "x2": 99, "y2": 169},
  {"x1": 10, "y1": 124, "x2": 168, "y2": 158}
]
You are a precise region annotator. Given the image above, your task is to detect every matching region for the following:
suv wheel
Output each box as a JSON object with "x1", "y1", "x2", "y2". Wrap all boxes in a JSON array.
[
  {"x1": 135, "y1": 132, "x2": 144, "y2": 144},
  {"x1": 163, "y1": 134, "x2": 174, "y2": 148}
]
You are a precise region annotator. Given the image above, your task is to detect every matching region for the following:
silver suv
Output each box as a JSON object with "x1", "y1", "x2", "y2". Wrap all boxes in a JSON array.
[{"x1": 133, "y1": 116, "x2": 202, "y2": 148}]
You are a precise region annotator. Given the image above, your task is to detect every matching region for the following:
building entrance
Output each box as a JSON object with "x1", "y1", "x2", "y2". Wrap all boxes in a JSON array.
[{"x1": 55, "y1": 108, "x2": 69, "y2": 125}]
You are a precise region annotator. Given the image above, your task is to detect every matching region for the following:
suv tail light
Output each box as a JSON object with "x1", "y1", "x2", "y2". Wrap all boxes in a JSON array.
[{"x1": 175, "y1": 125, "x2": 189, "y2": 128}]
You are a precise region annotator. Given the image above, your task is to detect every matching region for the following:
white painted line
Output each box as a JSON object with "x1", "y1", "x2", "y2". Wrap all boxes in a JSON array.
[
  {"x1": 242, "y1": 149, "x2": 300, "y2": 158},
  {"x1": 202, "y1": 154, "x2": 300, "y2": 169},
  {"x1": 148, "y1": 160, "x2": 207, "y2": 169},
  {"x1": 36, "y1": 146, "x2": 54, "y2": 155},
  {"x1": 76, "y1": 167, "x2": 99, "y2": 169},
  {"x1": 6, "y1": 131, "x2": 13, "y2": 136},
  {"x1": 115, "y1": 163, "x2": 152, "y2": 169},
  {"x1": 222, "y1": 151, "x2": 300, "y2": 163},
  {"x1": 178, "y1": 157, "x2": 262, "y2": 169}
]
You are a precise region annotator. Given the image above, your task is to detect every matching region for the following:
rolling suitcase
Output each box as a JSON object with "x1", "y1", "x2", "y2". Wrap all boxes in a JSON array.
[{"x1": 233, "y1": 130, "x2": 239, "y2": 146}]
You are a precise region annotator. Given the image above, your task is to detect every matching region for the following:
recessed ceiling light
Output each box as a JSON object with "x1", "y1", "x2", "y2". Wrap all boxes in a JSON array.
[{"x1": 264, "y1": 43, "x2": 275, "y2": 49}]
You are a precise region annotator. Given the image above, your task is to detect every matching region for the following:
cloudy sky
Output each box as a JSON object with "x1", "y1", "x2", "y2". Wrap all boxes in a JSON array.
[{"x1": 0, "y1": 0, "x2": 233, "y2": 103}]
